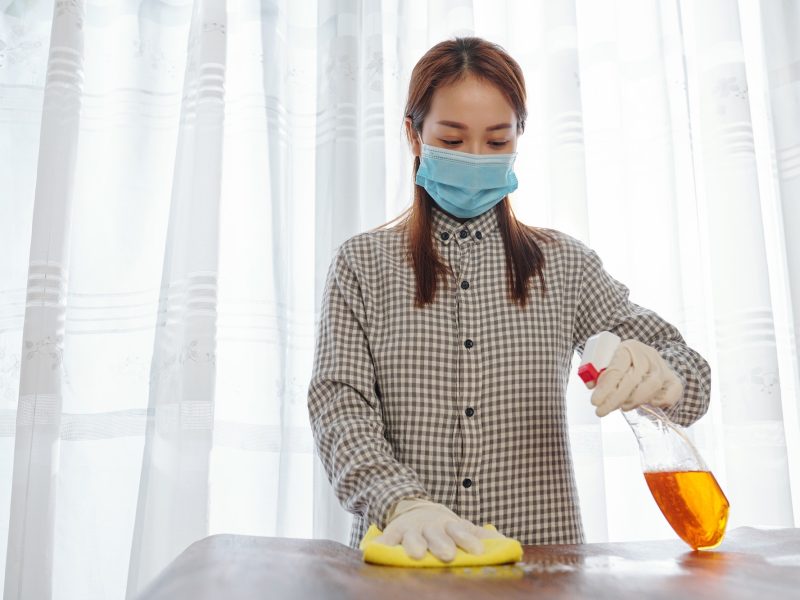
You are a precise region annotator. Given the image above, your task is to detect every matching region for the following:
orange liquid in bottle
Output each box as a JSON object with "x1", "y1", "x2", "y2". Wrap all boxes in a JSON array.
[{"x1": 643, "y1": 470, "x2": 729, "y2": 550}]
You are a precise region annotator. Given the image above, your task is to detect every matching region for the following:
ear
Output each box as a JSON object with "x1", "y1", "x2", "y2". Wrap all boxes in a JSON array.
[{"x1": 404, "y1": 117, "x2": 421, "y2": 157}]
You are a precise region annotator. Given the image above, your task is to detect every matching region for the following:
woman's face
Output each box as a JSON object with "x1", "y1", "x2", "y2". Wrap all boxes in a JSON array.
[{"x1": 406, "y1": 74, "x2": 519, "y2": 157}]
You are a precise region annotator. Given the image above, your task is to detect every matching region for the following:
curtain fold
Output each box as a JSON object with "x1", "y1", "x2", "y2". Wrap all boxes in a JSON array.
[
  {"x1": 3, "y1": 2, "x2": 84, "y2": 598},
  {"x1": 756, "y1": 0, "x2": 800, "y2": 523},
  {"x1": 125, "y1": 0, "x2": 226, "y2": 596},
  {"x1": 0, "y1": 1, "x2": 798, "y2": 598},
  {"x1": 688, "y1": 0, "x2": 793, "y2": 526}
]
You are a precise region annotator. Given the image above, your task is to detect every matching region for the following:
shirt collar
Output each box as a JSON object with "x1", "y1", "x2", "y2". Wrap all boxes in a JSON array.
[{"x1": 431, "y1": 203, "x2": 500, "y2": 246}]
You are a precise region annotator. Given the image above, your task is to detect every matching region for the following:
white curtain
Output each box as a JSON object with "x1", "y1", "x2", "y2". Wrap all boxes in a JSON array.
[{"x1": 0, "y1": 0, "x2": 797, "y2": 598}]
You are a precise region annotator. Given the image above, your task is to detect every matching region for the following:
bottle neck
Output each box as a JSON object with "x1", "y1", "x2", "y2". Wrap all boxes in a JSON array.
[{"x1": 623, "y1": 406, "x2": 707, "y2": 472}]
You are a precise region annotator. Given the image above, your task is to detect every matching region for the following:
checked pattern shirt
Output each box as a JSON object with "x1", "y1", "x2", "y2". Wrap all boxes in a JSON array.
[{"x1": 308, "y1": 204, "x2": 711, "y2": 548}]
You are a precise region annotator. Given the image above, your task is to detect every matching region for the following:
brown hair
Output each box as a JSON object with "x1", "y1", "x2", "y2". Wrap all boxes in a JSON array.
[{"x1": 389, "y1": 37, "x2": 551, "y2": 308}]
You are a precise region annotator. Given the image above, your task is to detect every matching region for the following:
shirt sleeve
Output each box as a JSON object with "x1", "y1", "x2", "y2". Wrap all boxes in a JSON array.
[
  {"x1": 307, "y1": 242, "x2": 430, "y2": 529},
  {"x1": 571, "y1": 243, "x2": 711, "y2": 426}
]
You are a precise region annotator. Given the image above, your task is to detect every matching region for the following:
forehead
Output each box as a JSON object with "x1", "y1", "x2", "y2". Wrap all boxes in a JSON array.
[{"x1": 427, "y1": 75, "x2": 516, "y2": 127}]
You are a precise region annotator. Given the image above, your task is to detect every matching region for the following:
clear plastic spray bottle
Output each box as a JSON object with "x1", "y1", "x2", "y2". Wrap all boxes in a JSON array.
[{"x1": 578, "y1": 331, "x2": 729, "y2": 550}]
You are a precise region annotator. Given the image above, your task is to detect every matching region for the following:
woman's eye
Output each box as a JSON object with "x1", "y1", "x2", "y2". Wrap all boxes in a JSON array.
[
  {"x1": 489, "y1": 141, "x2": 509, "y2": 147},
  {"x1": 441, "y1": 140, "x2": 462, "y2": 146}
]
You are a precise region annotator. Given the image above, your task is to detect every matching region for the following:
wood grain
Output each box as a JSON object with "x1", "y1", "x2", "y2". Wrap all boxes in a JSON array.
[{"x1": 137, "y1": 527, "x2": 800, "y2": 600}]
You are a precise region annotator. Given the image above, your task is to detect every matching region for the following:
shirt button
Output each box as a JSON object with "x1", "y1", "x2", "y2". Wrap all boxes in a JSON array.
[
  {"x1": 440, "y1": 232, "x2": 450, "y2": 241},
  {"x1": 465, "y1": 407, "x2": 475, "y2": 417},
  {"x1": 464, "y1": 339, "x2": 474, "y2": 349},
  {"x1": 459, "y1": 229, "x2": 469, "y2": 239},
  {"x1": 460, "y1": 280, "x2": 469, "y2": 290},
  {"x1": 475, "y1": 231, "x2": 482, "y2": 239},
  {"x1": 462, "y1": 478, "x2": 473, "y2": 488}
]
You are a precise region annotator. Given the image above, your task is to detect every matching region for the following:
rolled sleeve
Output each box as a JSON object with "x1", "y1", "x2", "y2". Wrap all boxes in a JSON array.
[
  {"x1": 571, "y1": 244, "x2": 711, "y2": 426},
  {"x1": 307, "y1": 244, "x2": 429, "y2": 531}
]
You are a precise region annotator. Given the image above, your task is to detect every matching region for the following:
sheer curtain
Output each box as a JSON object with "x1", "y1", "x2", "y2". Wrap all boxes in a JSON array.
[{"x1": 0, "y1": 0, "x2": 797, "y2": 598}]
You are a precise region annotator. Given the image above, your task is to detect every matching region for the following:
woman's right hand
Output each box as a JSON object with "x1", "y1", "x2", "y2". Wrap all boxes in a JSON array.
[{"x1": 372, "y1": 498, "x2": 505, "y2": 562}]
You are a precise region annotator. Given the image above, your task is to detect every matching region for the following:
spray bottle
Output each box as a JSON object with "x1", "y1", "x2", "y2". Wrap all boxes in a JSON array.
[{"x1": 578, "y1": 331, "x2": 729, "y2": 550}]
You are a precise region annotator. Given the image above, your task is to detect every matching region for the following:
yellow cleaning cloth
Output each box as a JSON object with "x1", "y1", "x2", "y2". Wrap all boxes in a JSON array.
[{"x1": 359, "y1": 524, "x2": 523, "y2": 567}]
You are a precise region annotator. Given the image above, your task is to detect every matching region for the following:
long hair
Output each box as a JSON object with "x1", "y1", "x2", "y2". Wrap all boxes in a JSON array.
[{"x1": 389, "y1": 37, "x2": 551, "y2": 308}]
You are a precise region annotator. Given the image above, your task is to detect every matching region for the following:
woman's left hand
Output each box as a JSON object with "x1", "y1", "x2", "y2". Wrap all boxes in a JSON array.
[{"x1": 591, "y1": 339, "x2": 684, "y2": 417}]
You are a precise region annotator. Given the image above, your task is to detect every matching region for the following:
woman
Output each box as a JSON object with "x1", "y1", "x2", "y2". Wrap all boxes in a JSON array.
[{"x1": 307, "y1": 37, "x2": 711, "y2": 562}]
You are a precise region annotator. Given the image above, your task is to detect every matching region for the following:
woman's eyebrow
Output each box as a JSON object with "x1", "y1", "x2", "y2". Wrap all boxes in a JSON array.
[{"x1": 436, "y1": 120, "x2": 512, "y2": 131}]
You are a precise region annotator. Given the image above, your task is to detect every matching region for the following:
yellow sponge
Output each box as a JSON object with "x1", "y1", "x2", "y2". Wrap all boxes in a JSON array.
[{"x1": 359, "y1": 524, "x2": 523, "y2": 567}]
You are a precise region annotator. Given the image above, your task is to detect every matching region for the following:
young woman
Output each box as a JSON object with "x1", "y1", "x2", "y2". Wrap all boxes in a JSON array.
[{"x1": 308, "y1": 37, "x2": 710, "y2": 562}]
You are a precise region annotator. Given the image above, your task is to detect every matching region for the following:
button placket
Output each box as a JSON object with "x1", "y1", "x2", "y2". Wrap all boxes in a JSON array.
[{"x1": 455, "y1": 240, "x2": 482, "y2": 520}]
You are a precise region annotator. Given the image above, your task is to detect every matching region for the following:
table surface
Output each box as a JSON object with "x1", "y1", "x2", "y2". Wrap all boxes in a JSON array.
[{"x1": 138, "y1": 527, "x2": 800, "y2": 600}]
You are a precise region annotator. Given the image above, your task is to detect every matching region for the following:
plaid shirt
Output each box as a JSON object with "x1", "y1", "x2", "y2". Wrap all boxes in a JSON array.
[{"x1": 308, "y1": 205, "x2": 711, "y2": 548}]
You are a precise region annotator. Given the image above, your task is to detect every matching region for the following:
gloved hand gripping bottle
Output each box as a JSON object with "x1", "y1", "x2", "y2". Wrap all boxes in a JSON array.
[{"x1": 578, "y1": 331, "x2": 729, "y2": 550}]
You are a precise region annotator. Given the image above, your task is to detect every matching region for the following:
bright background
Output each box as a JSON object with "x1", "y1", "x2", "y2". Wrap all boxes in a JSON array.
[{"x1": 0, "y1": 1, "x2": 798, "y2": 598}]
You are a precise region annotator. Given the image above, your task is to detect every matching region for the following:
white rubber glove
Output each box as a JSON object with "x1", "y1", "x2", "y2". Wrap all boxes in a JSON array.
[
  {"x1": 591, "y1": 339, "x2": 684, "y2": 417},
  {"x1": 372, "y1": 498, "x2": 505, "y2": 562}
]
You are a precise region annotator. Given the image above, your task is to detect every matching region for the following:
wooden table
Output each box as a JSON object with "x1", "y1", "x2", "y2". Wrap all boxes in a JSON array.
[{"x1": 137, "y1": 527, "x2": 800, "y2": 599}]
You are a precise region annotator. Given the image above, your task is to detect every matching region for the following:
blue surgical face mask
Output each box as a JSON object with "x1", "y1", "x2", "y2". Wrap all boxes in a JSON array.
[{"x1": 415, "y1": 141, "x2": 518, "y2": 219}]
